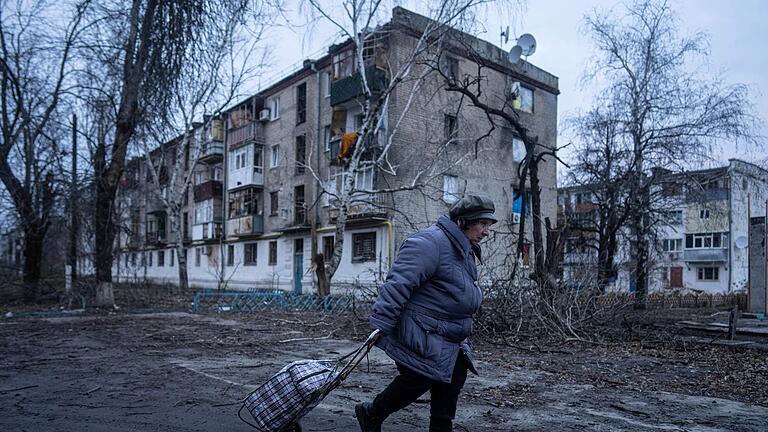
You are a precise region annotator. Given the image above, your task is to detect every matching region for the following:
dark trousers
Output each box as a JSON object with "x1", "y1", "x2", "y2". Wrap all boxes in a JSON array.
[{"x1": 371, "y1": 353, "x2": 468, "y2": 432}]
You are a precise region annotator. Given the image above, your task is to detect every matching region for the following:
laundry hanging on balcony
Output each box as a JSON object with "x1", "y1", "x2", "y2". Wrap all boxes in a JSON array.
[{"x1": 338, "y1": 131, "x2": 358, "y2": 160}]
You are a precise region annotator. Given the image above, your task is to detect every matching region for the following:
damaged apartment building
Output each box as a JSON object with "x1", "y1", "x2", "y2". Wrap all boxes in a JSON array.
[
  {"x1": 113, "y1": 7, "x2": 560, "y2": 292},
  {"x1": 558, "y1": 159, "x2": 768, "y2": 311}
]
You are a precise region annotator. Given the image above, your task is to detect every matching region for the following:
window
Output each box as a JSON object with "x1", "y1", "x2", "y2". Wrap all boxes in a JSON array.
[
  {"x1": 254, "y1": 146, "x2": 263, "y2": 174},
  {"x1": 195, "y1": 248, "x2": 201, "y2": 267},
  {"x1": 513, "y1": 83, "x2": 533, "y2": 113},
  {"x1": 332, "y1": 49, "x2": 355, "y2": 80},
  {"x1": 354, "y1": 165, "x2": 374, "y2": 191},
  {"x1": 148, "y1": 251, "x2": 153, "y2": 267},
  {"x1": 323, "y1": 125, "x2": 331, "y2": 152},
  {"x1": 323, "y1": 236, "x2": 334, "y2": 260},
  {"x1": 443, "y1": 175, "x2": 459, "y2": 204},
  {"x1": 270, "y1": 191, "x2": 279, "y2": 216},
  {"x1": 444, "y1": 114, "x2": 458, "y2": 139},
  {"x1": 699, "y1": 209, "x2": 710, "y2": 220},
  {"x1": 244, "y1": 243, "x2": 257, "y2": 266},
  {"x1": 131, "y1": 253, "x2": 137, "y2": 266},
  {"x1": 444, "y1": 56, "x2": 459, "y2": 81},
  {"x1": 270, "y1": 96, "x2": 280, "y2": 120},
  {"x1": 512, "y1": 190, "x2": 531, "y2": 215},
  {"x1": 352, "y1": 232, "x2": 376, "y2": 262},
  {"x1": 195, "y1": 200, "x2": 213, "y2": 224},
  {"x1": 323, "y1": 71, "x2": 331, "y2": 97},
  {"x1": 666, "y1": 210, "x2": 683, "y2": 224},
  {"x1": 170, "y1": 249, "x2": 175, "y2": 267},
  {"x1": 685, "y1": 232, "x2": 727, "y2": 249},
  {"x1": 294, "y1": 185, "x2": 306, "y2": 224},
  {"x1": 512, "y1": 138, "x2": 525, "y2": 163},
  {"x1": 296, "y1": 83, "x2": 306, "y2": 125},
  {"x1": 295, "y1": 135, "x2": 306, "y2": 174},
  {"x1": 231, "y1": 147, "x2": 248, "y2": 170},
  {"x1": 268, "y1": 241, "x2": 277, "y2": 265},
  {"x1": 228, "y1": 188, "x2": 260, "y2": 218},
  {"x1": 697, "y1": 266, "x2": 719, "y2": 281},
  {"x1": 157, "y1": 250, "x2": 164, "y2": 267},
  {"x1": 270, "y1": 144, "x2": 280, "y2": 168},
  {"x1": 227, "y1": 245, "x2": 234, "y2": 266},
  {"x1": 661, "y1": 238, "x2": 683, "y2": 252}
]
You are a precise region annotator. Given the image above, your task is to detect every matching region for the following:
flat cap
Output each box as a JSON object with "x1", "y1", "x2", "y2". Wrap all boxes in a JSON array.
[{"x1": 449, "y1": 194, "x2": 498, "y2": 223}]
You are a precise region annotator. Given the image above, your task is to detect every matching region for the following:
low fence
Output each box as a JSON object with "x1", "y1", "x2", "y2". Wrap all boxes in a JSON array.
[
  {"x1": 191, "y1": 289, "x2": 373, "y2": 315},
  {"x1": 599, "y1": 292, "x2": 748, "y2": 310}
]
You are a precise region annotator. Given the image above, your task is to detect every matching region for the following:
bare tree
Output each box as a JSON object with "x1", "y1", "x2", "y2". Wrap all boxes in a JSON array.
[
  {"x1": 138, "y1": 2, "x2": 271, "y2": 291},
  {"x1": 303, "y1": 0, "x2": 519, "y2": 295},
  {"x1": 583, "y1": 0, "x2": 760, "y2": 307},
  {"x1": 0, "y1": 0, "x2": 88, "y2": 300},
  {"x1": 79, "y1": 0, "x2": 272, "y2": 306}
]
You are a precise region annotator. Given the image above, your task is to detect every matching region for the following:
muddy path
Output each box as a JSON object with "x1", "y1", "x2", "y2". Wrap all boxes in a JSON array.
[{"x1": 1, "y1": 311, "x2": 765, "y2": 431}]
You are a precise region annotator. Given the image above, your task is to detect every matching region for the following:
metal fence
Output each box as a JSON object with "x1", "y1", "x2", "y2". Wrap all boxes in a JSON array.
[{"x1": 191, "y1": 289, "x2": 373, "y2": 314}]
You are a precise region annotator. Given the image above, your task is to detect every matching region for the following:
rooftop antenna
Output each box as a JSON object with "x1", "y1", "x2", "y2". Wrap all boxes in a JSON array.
[
  {"x1": 508, "y1": 32, "x2": 536, "y2": 65},
  {"x1": 500, "y1": 25, "x2": 510, "y2": 47}
]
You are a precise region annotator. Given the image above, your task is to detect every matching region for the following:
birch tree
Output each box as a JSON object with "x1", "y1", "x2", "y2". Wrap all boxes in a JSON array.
[{"x1": 303, "y1": 0, "x2": 519, "y2": 294}]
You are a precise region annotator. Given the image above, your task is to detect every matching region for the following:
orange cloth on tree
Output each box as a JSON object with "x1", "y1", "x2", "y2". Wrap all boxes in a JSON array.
[{"x1": 338, "y1": 131, "x2": 358, "y2": 160}]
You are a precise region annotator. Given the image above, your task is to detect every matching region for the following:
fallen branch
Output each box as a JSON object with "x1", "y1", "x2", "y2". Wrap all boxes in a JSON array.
[
  {"x1": 278, "y1": 330, "x2": 338, "y2": 344},
  {"x1": 0, "y1": 385, "x2": 39, "y2": 394},
  {"x1": 83, "y1": 386, "x2": 101, "y2": 395}
]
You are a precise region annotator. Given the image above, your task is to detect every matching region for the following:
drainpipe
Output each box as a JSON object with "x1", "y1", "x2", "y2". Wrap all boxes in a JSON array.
[
  {"x1": 728, "y1": 168, "x2": 732, "y2": 293},
  {"x1": 220, "y1": 113, "x2": 229, "y2": 290}
]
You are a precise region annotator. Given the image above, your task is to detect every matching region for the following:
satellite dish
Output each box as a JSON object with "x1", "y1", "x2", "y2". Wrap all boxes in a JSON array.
[
  {"x1": 507, "y1": 45, "x2": 522, "y2": 64},
  {"x1": 735, "y1": 236, "x2": 748, "y2": 249},
  {"x1": 517, "y1": 33, "x2": 537, "y2": 57}
]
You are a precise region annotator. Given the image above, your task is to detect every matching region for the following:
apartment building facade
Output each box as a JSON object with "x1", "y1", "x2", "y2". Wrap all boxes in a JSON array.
[
  {"x1": 113, "y1": 7, "x2": 560, "y2": 292},
  {"x1": 558, "y1": 159, "x2": 768, "y2": 300}
]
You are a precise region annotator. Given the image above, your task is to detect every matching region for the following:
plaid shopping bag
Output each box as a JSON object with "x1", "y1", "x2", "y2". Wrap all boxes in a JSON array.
[{"x1": 241, "y1": 360, "x2": 337, "y2": 432}]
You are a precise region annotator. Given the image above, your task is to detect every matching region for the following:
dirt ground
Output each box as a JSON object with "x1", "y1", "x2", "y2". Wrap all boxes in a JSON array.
[{"x1": 1, "y1": 309, "x2": 766, "y2": 432}]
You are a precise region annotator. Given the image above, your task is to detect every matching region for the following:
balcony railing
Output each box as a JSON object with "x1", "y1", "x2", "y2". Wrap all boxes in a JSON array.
[
  {"x1": 193, "y1": 180, "x2": 223, "y2": 202},
  {"x1": 683, "y1": 248, "x2": 728, "y2": 263},
  {"x1": 192, "y1": 221, "x2": 222, "y2": 241},
  {"x1": 330, "y1": 66, "x2": 388, "y2": 106},
  {"x1": 227, "y1": 122, "x2": 264, "y2": 148},
  {"x1": 198, "y1": 141, "x2": 224, "y2": 163},
  {"x1": 329, "y1": 133, "x2": 383, "y2": 165},
  {"x1": 228, "y1": 167, "x2": 263, "y2": 190},
  {"x1": 328, "y1": 193, "x2": 386, "y2": 222},
  {"x1": 226, "y1": 214, "x2": 264, "y2": 237}
]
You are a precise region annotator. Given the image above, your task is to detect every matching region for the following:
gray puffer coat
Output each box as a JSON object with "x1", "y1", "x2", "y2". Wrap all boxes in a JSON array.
[{"x1": 370, "y1": 215, "x2": 483, "y2": 383}]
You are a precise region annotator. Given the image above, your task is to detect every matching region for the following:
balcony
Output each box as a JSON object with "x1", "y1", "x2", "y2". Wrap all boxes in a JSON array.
[
  {"x1": 193, "y1": 180, "x2": 223, "y2": 202},
  {"x1": 329, "y1": 133, "x2": 383, "y2": 165},
  {"x1": 683, "y1": 248, "x2": 728, "y2": 263},
  {"x1": 192, "y1": 221, "x2": 222, "y2": 241},
  {"x1": 228, "y1": 167, "x2": 263, "y2": 190},
  {"x1": 330, "y1": 66, "x2": 388, "y2": 106},
  {"x1": 198, "y1": 141, "x2": 224, "y2": 164},
  {"x1": 227, "y1": 122, "x2": 264, "y2": 148},
  {"x1": 328, "y1": 193, "x2": 387, "y2": 223},
  {"x1": 145, "y1": 195, "x2": 165, "y2": 214},
  {"x1": 146, "y1": 230, "x2": 169, "y2": 245},
  {"x1": 685, "y1": 187, "x2": 728, "y2": 204},
  {"x1": 226, "y1": 214, "x2": 264, "y2": 237}
]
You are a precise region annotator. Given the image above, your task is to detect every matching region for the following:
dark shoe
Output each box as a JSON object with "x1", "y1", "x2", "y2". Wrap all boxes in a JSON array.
[{"x1": 355, "y1": 402, "x2": 383, "y2": 432}]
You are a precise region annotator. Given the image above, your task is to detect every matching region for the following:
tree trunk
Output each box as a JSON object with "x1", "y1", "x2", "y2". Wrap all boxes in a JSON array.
[
  {"x1": 22, "y1": 223, "x2": 45, "y2": 302},
  {"x1": 94, "y1": 178, "x2": 116, "y2": 307},
  {"x1": 173, "y1": 210, "x2": 188, "y2": 291}
]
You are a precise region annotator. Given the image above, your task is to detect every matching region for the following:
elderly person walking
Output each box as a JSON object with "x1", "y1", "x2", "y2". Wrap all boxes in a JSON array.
[{"x1": 355, "y1": 194, "x2": 497, "y2": 432}]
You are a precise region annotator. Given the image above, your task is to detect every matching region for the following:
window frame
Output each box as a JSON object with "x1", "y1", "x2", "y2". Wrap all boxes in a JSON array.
[
  {"x1": 270, "y1": 96, "x2": 280, "y2": 120},
  {"x1": 270, "y1": 144, "x2": 280, "y2": 168},
  {"x1": 352, "y1": 232, "x2": 377, "y2": 263},
  {"x1": 244, "y1": 243, "x2": 258, "y2": 266},
  {"x1": 268, "y1": 241, "x2": 278, "y2": 266}
]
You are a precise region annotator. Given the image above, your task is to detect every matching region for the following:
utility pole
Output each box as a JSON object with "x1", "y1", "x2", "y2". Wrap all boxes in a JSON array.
[{"x1": 68, "y1": 113, "x2": 79, "y2": 292}]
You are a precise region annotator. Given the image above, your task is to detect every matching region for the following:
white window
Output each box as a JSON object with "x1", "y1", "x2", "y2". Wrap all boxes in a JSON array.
[
  {"x1": 443, "y1": 175, "x2": 459, "y2": 204},
  {"x1": 231, "y1": 147, "x2": 248, "y2": 170},
  {"x1": 270, "y1": 144, "x2": 280, "y2": 168},
  {"x1": 512, "y1": 138, "x2": 526, "y2": 163},
  {"x1": 323, "y1": 71, "x2": 331, "y2": 97},
  {"x1": 354, "y1": 165, "x2": 374, "y2": 191},
  {"x1": 323, "y1": 125, "x2": 331, "y2": 152},
  {"x1": 195, "y1": 200, "x2": 213, "y2": 224},
  {"x1": 661, "y1": 238, "x2": 683, "y2": 252},
  {"x1": 697, "y1": 266, "x2": 719, "y2": 281},
  {"x1": 270, "y1": 96, "x2": 280, "y2": 120},
  {"x1": 666, "y1": 210, "x2": 682, "y2": 224},
  {"x1": 699, "y1": 209, "x2": 710, "y2": 220}
]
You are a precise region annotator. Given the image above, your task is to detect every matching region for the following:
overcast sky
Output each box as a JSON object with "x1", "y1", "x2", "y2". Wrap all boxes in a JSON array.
[{"x1": 256, "y1": 0, "x2": 767, "y2": 171}]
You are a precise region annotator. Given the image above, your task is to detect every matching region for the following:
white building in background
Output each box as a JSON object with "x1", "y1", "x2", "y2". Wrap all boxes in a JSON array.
[
  {"x1": 559, "y1": 159, "x2": 768, "y2": 295},
  {"x1": 113, "y1": 7, "x2": 560, "y2": 292}
]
